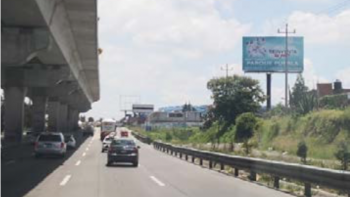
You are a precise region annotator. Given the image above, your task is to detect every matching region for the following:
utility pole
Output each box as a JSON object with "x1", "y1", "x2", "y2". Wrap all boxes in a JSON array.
[
  {"x1": 278, "y1": 24, "x2": 296, "y2": 108},
  {"x1": 221, "y1": 64, "x2": 233, "y2": 79}
]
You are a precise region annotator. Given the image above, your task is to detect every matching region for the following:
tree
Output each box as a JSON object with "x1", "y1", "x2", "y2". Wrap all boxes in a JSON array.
[
  {"x1": 290, "y1": 74, "x2": 308, "y2": 108},
  {"x1": 297, "y1": 91, "x2": 318, "y2": 115},
  {"x1": 235, "y1": 113, "x2": 257, "y2": 154},
  {"x1": 297, "y1": 141, "x2": 308, "y2": 164},
  {"x1": 207, "y1": 75, "x2": 265, "y2": 129},
  {"x1": 182, "y1": 103, "x2": 196, "y2": 112},
  {"x1": 335, "y1": 141, "x2": 350, "y2": 170}
]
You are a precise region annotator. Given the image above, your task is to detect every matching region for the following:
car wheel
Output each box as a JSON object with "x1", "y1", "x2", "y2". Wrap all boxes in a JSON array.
[
  {"x1": 35, "y1": 154, "x2": 41, "y2": 158},
  {"x1": 106, "y1": 161, "x2": 112, "y2": 166},
  {"x1": 132, "y1": 162, "x2": 138, "y2": 167}
]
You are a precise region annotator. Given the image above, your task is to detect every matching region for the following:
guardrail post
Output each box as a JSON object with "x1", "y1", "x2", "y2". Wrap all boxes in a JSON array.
[
  {"x1": 304, "y1": 183, "x2": 311, "y2": 197},
  {"x1": 209, "y1": 160, "x2": 213, "y2": 169},
  {"x1": 179, "y1": 152, "x2": 182, "y2": 158},
  {"x1": 220, "y1": 163, "x2": 225, "y2": 171},
  {"x1": 185, "y1": 154, "x2": 188, "y2": 161},
  {"x1": 200, "y1": 158, "x2": 203, "y2": 166},
  {"x1": 234, "y1": 168, "x2": 239, "y2": 177},
  {"x1": 274, "y1": 176, "x2": 280, "y2": 189},
  {"x1": 191, "y1": 156, "x2": 195, "y2": 163},
  {"x1": 249, "y1": 171, "x2": 257, "y2": 181}
]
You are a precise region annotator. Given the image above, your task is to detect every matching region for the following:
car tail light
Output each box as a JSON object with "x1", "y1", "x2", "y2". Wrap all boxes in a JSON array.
[
  {"x1": 34, "y1": 142, "x2": 39, "y2": 149},
  {"x1": 108, "y1": 147, "x2": 114, "y2": 153},
  {"x1": 61, "y1": 142, "x2": 65, "y2": 149},
  {"x1": 133, "y1": 147, "x2": 138, "y2": 153}
]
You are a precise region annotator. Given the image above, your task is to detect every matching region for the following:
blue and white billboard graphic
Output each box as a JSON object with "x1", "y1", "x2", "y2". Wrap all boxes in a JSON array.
[{"x1": 243, "y1": 37, "x2": 303, "y2": 73}]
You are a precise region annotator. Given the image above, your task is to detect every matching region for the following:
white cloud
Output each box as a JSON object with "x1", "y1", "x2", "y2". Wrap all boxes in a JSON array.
[
  {"x1": 99, "y1": 0, "x2": 250, "y2": 58},
  {"x1": 286, "y1": 9, "x2": 350, "y2": 45},
  {"x1": 84, "y1": 0, "x2": 252, "y2": 118},
  {"x1": 301, "y1": 58, "x2": 329, "y2": 89}
]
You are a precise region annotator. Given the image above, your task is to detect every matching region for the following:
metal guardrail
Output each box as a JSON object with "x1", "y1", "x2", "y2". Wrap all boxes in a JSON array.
[
  {"x1": 132, "y1": 132, "x2": 153, "y2": 145},
  {"x1": 132, "y1": 132, "x2": 350, "y2": 197}
]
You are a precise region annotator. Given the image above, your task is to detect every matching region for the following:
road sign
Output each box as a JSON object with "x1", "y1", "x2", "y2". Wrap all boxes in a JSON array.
[{"x1": 243, "y1": 37, "x2": 304, "y2": 73}]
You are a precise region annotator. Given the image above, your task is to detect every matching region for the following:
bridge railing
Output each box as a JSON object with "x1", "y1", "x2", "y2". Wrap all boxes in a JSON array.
[{"x1": 131, "y1": 131, "x2": 349, "y2": 197}]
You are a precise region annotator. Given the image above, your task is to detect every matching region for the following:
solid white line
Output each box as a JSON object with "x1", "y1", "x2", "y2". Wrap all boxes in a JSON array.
[
  {"x1": 82, "y1": 152, "x2": 86, "y2": 157},
  {"x1": 60, "y1": 175, "x2": 72, "y2": 186},
  {"x1": 75, "y1": 160, "x2": 81, "y2": 166},
  {"x1": 150, "y1": 176, "x2": 165, "y2": 187}
]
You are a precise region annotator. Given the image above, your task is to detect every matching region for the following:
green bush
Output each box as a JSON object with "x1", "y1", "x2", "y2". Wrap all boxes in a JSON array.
[
  {"x1": 319, "y1": 94, "x2": 348, "y2": 109},
  {"x1": 297, "y1": 141, "x2": 308, "y2": 164},
  {"x1": 335, "y1": 141, "x2": 350, "y2": 170},
  {"x1": 235, "y1": 113, "x2": 257, "y2": 143}
]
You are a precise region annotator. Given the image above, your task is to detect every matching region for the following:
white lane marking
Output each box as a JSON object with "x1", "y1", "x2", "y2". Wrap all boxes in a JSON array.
[
  {"x1": 150, "y1": 176, "x2": 165, "y2": 187},
  {"x1": 4, "y1": 160, "x2": 16, "y2": 165},
  {"x1": 60, "y1": 175, "x2": 72, "y2": 186},
  {"x1": 86, "y1": 148, "x2": 89, "y2": 151},
  {"x1": 82, "y1": 152, "x2": 86, "y2": 157},
  {"x1": 75, "y1": 160, "x2": 81, "y2": 166}
]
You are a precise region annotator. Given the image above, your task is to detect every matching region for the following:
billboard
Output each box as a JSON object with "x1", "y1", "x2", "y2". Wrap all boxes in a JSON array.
[
  {"x1": 132, "y1": 104, "x2": 154, "y2": 113},
  {"x1": 243, "y1": 37, "x2": 303, "y2": 73}
]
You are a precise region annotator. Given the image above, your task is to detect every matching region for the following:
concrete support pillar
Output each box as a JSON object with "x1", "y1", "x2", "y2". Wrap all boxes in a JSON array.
[
  {"x1": 48, "y1": 101, "x2": 60, "y2": 131},
  {"x1": 58, "y1": 103, "x2": 68, "y2": 133},
  {"x1": 67, "y1": 107, "x2": 76, "y2": 132},
  {"x1": 31, "y1": 94, "x2": 47, "y2": 133},
  {"x1": 4, "y1": 86, "x2": 27, "y2": 142}
]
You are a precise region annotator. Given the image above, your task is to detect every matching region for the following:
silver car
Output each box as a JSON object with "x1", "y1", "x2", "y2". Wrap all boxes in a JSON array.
[{"x1": 34, "y1": 132, "x2": 67, "y2": 158}]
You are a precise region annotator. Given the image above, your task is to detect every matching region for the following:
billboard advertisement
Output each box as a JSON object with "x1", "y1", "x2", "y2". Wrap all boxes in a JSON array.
[
  {"x1": 132, "y1": 104, "x2": 154, "y2": 113},
  {"x1": 243, "y1": 37, "x2": 304, "y2": 73}
]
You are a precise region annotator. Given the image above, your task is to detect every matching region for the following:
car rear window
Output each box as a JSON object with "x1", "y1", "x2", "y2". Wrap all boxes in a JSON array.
[
  {"x1": 38, "y1": 135, "x2": 62, "y2": 142},
  {"x1": 64, "y1": 136, "x2": 72, "y2": 142},
  {"x1": 111, "y1": 140, "x2": 135, "y2": 146}
]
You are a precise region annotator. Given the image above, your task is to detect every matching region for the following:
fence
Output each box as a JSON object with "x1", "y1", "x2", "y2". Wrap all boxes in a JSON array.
[{"x1": 132, "y1": 131, "x2": 350, "y2": 197}]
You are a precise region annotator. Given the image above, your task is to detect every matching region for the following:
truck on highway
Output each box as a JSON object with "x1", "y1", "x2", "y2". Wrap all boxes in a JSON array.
[{"x1": 100, "y1": 119, "x2": 116, "y2": 141}]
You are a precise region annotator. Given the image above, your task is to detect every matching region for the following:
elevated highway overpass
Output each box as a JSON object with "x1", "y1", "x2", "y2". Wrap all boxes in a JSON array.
[{"x1": 1, "y1": 0, "x2": 100, "y2": 142}]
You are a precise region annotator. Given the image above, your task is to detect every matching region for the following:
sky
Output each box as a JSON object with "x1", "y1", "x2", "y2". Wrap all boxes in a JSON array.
[{"x1": 84, "y1": 0, "x2": 350, "y2": 119}]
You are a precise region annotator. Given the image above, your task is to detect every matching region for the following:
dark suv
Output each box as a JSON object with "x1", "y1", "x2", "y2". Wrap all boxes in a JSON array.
[{"x1": 107, "y1": 139, "x2": 140, "y2": 167}]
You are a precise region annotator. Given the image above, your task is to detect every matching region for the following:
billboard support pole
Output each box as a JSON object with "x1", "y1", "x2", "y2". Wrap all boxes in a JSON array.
[
  {"x1": 267, "y1": 73, "x2": 272, "y2": 110},
  {"x1": 278, "y1": 24, "x2": 296, "y2": 108}
]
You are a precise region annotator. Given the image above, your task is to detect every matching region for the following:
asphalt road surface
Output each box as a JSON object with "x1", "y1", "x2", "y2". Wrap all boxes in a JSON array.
[{"x1": 2, "y1": 128, "x2": 293, "y2": 197}]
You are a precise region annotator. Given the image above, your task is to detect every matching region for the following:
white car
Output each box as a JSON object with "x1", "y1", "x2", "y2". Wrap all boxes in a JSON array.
[
  {"x1": 64, "y1": 134, "x2": 76, "y2": 149},
  {"x1": 101, "y1": 136, "x2": 114, "y2": 152},
  {"x1": 34, "y1": 132, "x2": 67, "y2": 158}
]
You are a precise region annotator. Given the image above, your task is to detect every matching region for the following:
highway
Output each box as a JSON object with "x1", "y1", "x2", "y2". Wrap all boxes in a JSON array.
[{"x1": 2, "y1": 128, "x2": 293, "y2": 197}]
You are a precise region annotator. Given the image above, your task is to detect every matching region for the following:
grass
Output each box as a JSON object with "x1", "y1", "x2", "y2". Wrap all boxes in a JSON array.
[{"x1": 131, "y1": 107, "x2": 350, "y2": 170}]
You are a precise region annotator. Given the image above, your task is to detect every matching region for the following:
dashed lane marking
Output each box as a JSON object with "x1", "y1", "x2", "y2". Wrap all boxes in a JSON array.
[
  {"x1": 75, "y1": 160, "x2": 81, "y2": 166},
  {"x1": 150, "y1": 176, "x2": 165, "y2": 187},
  {"x1": 60, "y1": 175, "x2": 72, "y2": 186},
  {"x1": 4, "y1": 160, "x2": 16, "y2": 165}
]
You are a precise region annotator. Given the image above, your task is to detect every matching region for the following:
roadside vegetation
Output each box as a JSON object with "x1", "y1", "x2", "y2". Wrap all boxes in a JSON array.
[{"x1": 132, "y1": 74, "x2": 350, "y2": 170}]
